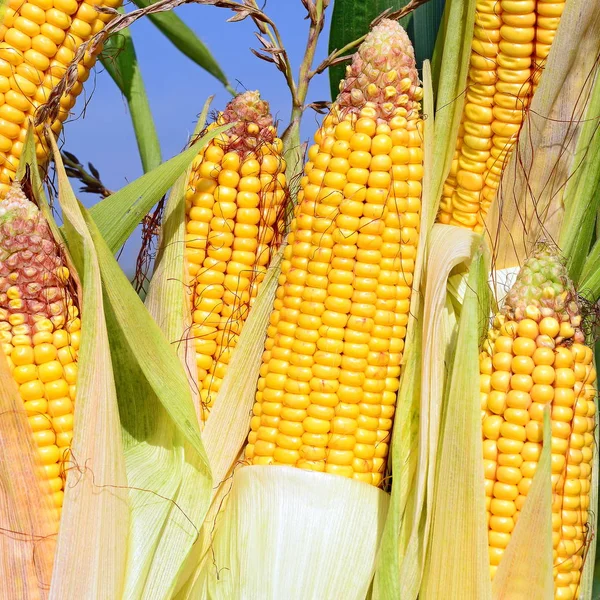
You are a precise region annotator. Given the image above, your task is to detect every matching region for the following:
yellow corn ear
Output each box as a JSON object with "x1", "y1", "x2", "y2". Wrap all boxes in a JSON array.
[
  {"x1": 0, "y1": 180, "x2": 79, "y2": 516},
  {"x1": 244, "y1": 20, "x2": 424, "y2": 486},
  {"x1": 481, "y1": 247, "x2": 595, "y2": 599},
  {"x1": 0, "y1": 0, "x2": 122, "y2": 197},
  {"x1": 184, "y1": 91, "x2": 287, "y2": 422},
  {"x1": 437, "y1": 0, "x2": 566, "y2": 231}
]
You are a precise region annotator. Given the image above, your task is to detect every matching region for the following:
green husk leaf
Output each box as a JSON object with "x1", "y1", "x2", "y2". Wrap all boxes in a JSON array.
[
  {"x1": 372, "y1": 60, "x2": 434, "y2": 600},
  {"x1": 420, "y1": 244, "x2": 491, "y2": 599},
  {"x1": 491, "y1": 410, "x2": 553, "y2": 599},
  {"x1": 101, "y1": 25, "x2": 162, "y2": 173},
  {"x1": 327, "y1": 0, "x2": 412, "y2": 102},
  {"x1": 407, "y1": 0, "x2": 444, "y2": 67},
  {"x1": 0, "y1": 333, "x2": 56, "y2": 599},
  {"x1": 45, "y1": 133, "x2": 129, "y2": 600},
  {"x1": 83, "y1": 204, "x2": 211, "y2": 599},
  {"x1": 579, "y1": 237, "x2": 600, "y2": 302},
  {"x1": 88, "y1": 123, "x2": 232, "y2": 254},
  {"x1": 559, "y1": 63, "x2": 600, "y2": 283},
  {"x1": 485, "y1": 0, "x2": 600, "y2": 269},
  {"x1": 130, "y1": 0, "x2": 234, "y2": 94},
  {"x1": 430, "y1": 0, "x2": 476, "y2": 212}
]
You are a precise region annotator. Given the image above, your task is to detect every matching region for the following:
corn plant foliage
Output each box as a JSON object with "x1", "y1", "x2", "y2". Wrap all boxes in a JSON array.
[
  {"x1": 0, "y1": 335, "x2": 57, "y2": 599},
  {"x1": 130, "y1": 0, "x2": 234, "y2": 95},
  {"x1": 102, "y1": 25, "x2": 162, "y2": 174},
  {"x1": 429, "y1": 0, "x2": 476, "y2": 213},
  {"x1": 88, "y1": 122, "x2": 232, "y2": 254},
  {"x1": 485, "y1": 0, "x2": 600, "y2": 270},
  {"x1": 70, "y1": 110, "x2": 213, "y2": 599},
  {"x1": 560, "y1": 59, "x2": 600, "y2": 284},
  {"x1": 420, "y1": 244, "x2": 491, "y2": 599},
  {"x1": 44, "y1": 135, "x2": 130, "y2": 600},
  {"x1": 405, "y1": 0, "x2": 444, "y2": 68}
]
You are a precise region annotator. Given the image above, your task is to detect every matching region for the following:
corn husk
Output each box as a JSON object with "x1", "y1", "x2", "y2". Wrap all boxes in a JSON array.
[
  {"x1": 0, "y1": 331, "x2": 56, "y2": 600},
  {"x1": 196, "y1": 466, "x2": 389, "y2": 599},
  {"x1": 485, "y1": 0, "x2": 600, "y2": 269},
  {"x1": 45, "y1": 132, "x2": 130, "y2": 600}
]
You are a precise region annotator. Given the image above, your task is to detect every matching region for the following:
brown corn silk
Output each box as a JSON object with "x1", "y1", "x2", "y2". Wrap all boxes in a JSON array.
[
  {"x1": 244, "y1": 20, "x2": 424, "y2": 486},
  {"x1": 184, "y1": 91, "x2": 287, "y2": 422},
  {"x1": 0, "y1": 0, "x2": 122, "y2": 197},
  {"x1": 481, "y1": 247, "x2": 595, "y2": 599},
  {"x1": 437, "y1": 0, "x2": 566, "y2": 231},
  {"x1": 0, "y1": 180, "x2": 79, "y2": 516}
]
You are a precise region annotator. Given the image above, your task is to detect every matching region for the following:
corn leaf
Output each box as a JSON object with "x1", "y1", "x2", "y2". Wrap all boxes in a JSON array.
[
  {"x1": 372, "y1": 60, "x2": 434, "y2": 600},
  {"x1": 129, "y1": 0, "x2": 234, "y2": 95},
  {"x1": 82, "y1": 205, "x2": 211, "y2": 599},
  {"x1": 196, "y1": 466, "x2": 389, "y2": 599},
  {"x1": 420, "y1": 243, "x2": 491, "y2": 600},
  {"x1": 485, "y1": 0, "x2": 600, "y2": 270},
  {"x1": 0, "y1": 341, "x2": 57, "y2": 600},
  {"x1": 579, "y1": 238, "x2": 600, "y2": 302},
  {"x1": 87, "y1": 123, "x2": 231, "y2": 255},
  {"x1": 327, "y1": 0, "x2": 412, "y2": 101},
  {"x1": 492, "y1": 411, "x2": 553, "y2": 599},
  {"x1": 430, "y1": 0, "x2": 476, "y2": 212},
  {"x1": 559, "y1": 62, "x2": 600, "y2": 283},
  {"x1": 102, "y1": 26, "x2": 162, "y2": 173},
  {"x1": 45, "y1": 134, "x2": 130, "y2": 600},
  {"x1": 406, "y1": 0, "x2": 444, "y2": 67}
]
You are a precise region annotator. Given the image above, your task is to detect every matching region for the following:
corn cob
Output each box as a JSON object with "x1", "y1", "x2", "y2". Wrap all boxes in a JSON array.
[
  {"x1": 244, "y1": 20, "x2": 423, "y2": 486},
  {"x1": 0, "y1": 180, "x2": 79, "y2": 514},
  {"x1": 0, "y1": 0, "x2": 122, "y2": 198},
  {"x1": 437, "y1": 0, "x2": 566, "y2": 231},
  {"x1": 481, "y1": 247, "x2": 595, "y2": 599},
  {"x1": 185, "y1": 91, "x2": 287, "y2": 422}
]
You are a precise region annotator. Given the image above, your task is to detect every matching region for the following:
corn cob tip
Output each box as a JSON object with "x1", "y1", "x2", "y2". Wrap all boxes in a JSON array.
[
  {"x1": 216, "y1": 90, "x2": 277, "y2": 155},
  {"x1": 502, "y1": 246, "x2": 584, "y2": 344},
  {"x1": 337, "y1": 19, "x2": 422, "y2": 120},
  {"x1": 0, "y1": 181, "x2": 72, "y2": 326}
]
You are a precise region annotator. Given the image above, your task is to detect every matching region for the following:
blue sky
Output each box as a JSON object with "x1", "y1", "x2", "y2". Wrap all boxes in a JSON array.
[{"x1": 62, "y1": 2, "x2": 334, "y2": 276}]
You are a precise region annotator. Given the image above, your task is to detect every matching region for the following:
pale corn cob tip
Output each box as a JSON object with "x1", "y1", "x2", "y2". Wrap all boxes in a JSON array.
[
  {"x1": 502, "y1": 246, "x2": 584, "y2": 345},
  {"x1": 217, "y1": 90, "x2": 277, "y2": 155},
  {"x1": 337, "y1": 19, "x2": 423, "y2": 120},
  {"x1": 0, "y1": 180, "x2": 71, "y2": 325}
]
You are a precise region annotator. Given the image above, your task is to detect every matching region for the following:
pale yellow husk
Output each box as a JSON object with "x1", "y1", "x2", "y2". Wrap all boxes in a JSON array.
[{"x1": 197, "y1": 466, "x2": 389, "y2": 599}]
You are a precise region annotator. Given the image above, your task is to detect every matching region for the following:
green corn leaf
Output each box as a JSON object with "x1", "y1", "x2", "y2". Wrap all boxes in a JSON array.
[
  {"x1": 130, "y1": 0, "x2": 234, "y2": 95},
  {"x1": 430, "y1": 0, "x2": 476, "y2": 211},
  {"x1": 406, "y1": 0, "x2": 445, "y2": 67},
  {"x1": 87, "y1": 122, "x2": 232, "y2": 254},
  {"x1": 327, "y1": 0, "x2": 412, "y2": 102},
  {"x1": 102, "y1": 27, "x2": 162, "y2": 173},
  {"x1": 45, "y1": 132, "x2": 130, "y2": 599},
  {"x1": 579, "y1": 238, "x2": 600, "y2": 302},
  {"x1": 560, "y1": 69, "x2": 600, "y2": 284},
  {"x1": 83, "y1": 206, "x2": 212, "y2": 599}
]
